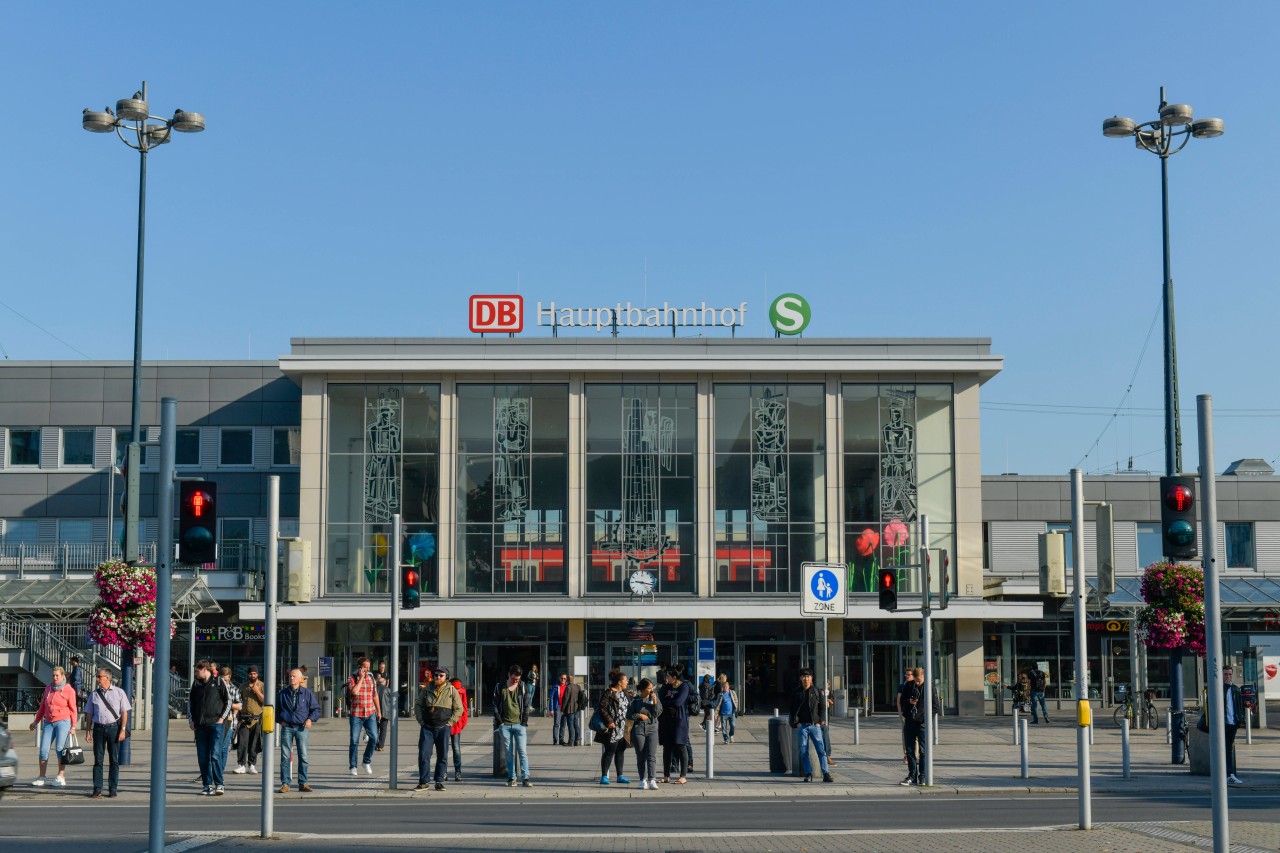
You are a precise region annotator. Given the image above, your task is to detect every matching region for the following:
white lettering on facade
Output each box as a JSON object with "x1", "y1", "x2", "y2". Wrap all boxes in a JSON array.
[{"x1": 537, "y1": 301, "x2": 748, "y2": 330}]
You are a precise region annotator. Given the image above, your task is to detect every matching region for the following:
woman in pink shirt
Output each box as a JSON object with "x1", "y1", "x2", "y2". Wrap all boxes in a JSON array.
[{"x1": 29, "y1": 665, "x2": 78, "y2": 787}]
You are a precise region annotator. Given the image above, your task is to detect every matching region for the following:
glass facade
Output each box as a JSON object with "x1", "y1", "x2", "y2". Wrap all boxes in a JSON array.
[
  {"x1": 585, "y1": 384, "x2": 697, "y2": 595},
  {"x1": 714, "y1": 384, "x2": 825, "y2": 594},
  {"x1": 843, "y1": 384, "x2": 954, "y2": 595},
  {"x1": 456, "y1": 384, "x2": 568, "y2": 594},
  {"x1": 326, "y1": 384, "x2": 441, "y2": 595}
]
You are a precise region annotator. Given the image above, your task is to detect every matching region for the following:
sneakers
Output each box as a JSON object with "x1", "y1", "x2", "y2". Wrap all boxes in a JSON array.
[
  {"x1": 1229, "y1": 774, "x2": 1243, "y2": 785},
  {"x1": 248, "y1": 765, "x2": 258, "y2": 775},
  {"x1": 617, "y1": 775, "x2": 630, "y2": 784},
  {"x1": 52, "y1": 776, "x2": 66, "y2": 787},
  {"x1": 279, "y1": 784, "x2": 291, "y2": 793},
  {"x1": 233, "y1": 765, "x2": 247, "y2": 774},
  {"x1": 506, "y1": 778, "x2": 517, "y2": 787},
  {"x1": 364, "y1": 763, "x2": 373, "y2": 775},
  {"x1": 452, "y1": 771, "x2": 462, "y2": 782},
  {"x1": 646, "y1": 779, "x2": 658, "y2": 789},
  {"x1": 31, "y1": 777, "x2": 46, "y2": 787},
  {"x1": 899, "y1": 775, "x2": 915, "y2": 786},
  {"x1": 435, "y1": 782, "x2": 446, "y2": 791},
  {"x1": 350, "y1": 767, "x2": 359, "y2": 776},
  {"x1": 600, "y1": 775, "x2": 611, "y2": 785},
  {"x1": 300, "y1": 785, "x2": 313, "y2": 792},
  {"x1": 215, "y1": 785, "x2": 225, "y2": 796},
  {"x1": 415, "y1": 783, "x2": 431, "y2": 791},
  {"x1": 823, "y1": 772, "x2": 834, "y2": 783},
  {"x1": 204, "y1": 786, "x2": 216, "y2": 796},
  {"x1": 522, "y1": 779, "x2": 533, "y2": 788},
  {"x1": 803, "y1": 773, "x2": 813, "y2": 782}
]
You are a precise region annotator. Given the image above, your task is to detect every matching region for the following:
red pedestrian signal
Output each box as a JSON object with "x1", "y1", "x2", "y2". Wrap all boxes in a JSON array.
[
  {"x1": 179, "y1": 481, "x2": 218, "y2": 564},
  {"x1": 1159, "y1": 475, "x2": 1198, "y2": 560},
  {"x1": 878, "y1": 567, "x2": 898, "y2": 612}
]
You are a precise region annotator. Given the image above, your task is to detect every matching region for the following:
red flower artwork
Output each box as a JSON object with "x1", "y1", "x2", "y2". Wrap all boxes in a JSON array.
[{"x1": 855, "y1": 528, "x2": 880, "y2": 557}]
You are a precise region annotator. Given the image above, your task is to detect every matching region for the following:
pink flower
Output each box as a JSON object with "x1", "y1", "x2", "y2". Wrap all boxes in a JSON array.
[{"x1": 884, "y1": 521, "x2": 909, "y2": 547}]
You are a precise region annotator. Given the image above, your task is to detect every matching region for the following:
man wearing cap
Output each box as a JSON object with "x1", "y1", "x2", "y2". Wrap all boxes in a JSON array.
[{"x1": 414, "y1": 667, "x2": 463, "y2": 791}]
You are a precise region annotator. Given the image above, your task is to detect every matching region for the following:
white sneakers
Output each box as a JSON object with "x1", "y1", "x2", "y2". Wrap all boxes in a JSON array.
[
  {"x1": 248, "y1": 765, "x2": 258, "y2": 774},
  {"x1": 52, "y1": 776, "x2": 66, "y2": 787},
  {"x1": 1228, "y1": 774, "x2": 1243, "y2": 785},
  {"x1": 31, "y1": 776, "x2": 46, "y2": 787},
  {"x1": 350, "y1": 767, "x2": 359, "y2": 776},
  {"x1": 364, "y1": 763, "x2": 373, "y2": 775},
  {"x1": 233, "y1": 765, "x2": 248, "y2": 774}
]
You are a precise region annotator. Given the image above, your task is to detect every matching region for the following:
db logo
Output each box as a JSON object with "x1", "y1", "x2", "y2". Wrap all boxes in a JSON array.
[{"x1": 469, "y1": 294, "x2": 524, "y2": 333}]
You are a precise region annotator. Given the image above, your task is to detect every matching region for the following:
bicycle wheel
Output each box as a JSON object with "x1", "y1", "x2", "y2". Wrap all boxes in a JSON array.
[
  {"x1": 1113, "y1": 704, "x2": 1133, "y2": 728},
  {"x1": 1144, "y1": 705, "x2": 1160, "y2": 730}
]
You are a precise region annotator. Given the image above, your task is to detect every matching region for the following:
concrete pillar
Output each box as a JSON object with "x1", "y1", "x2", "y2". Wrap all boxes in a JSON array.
[{"x1": 955, "y1": 619, "x2": 986, "y2": 716}]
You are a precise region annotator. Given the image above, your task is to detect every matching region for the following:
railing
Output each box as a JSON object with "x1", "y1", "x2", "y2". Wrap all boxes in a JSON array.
[
  {"x1": 169, "y1": 670, "x2": 189, "y2": 717},
  {"x1": 0, "y1": 617, "x2": 122, "y2": 681},
  {"x1": 0, "y1": 541, "x2": 266, "y2": 576}
]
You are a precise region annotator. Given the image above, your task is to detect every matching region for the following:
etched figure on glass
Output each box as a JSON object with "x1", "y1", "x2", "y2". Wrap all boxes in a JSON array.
[
  {"x1": 364, "y1": 391, "x2": 402, "y2": 523},
  {"x1": 879, "y1": 391, "x2": 917, "y2": 521},
  {"x1": 494, "y1": 398, "x2": 531, "y2": 522}
]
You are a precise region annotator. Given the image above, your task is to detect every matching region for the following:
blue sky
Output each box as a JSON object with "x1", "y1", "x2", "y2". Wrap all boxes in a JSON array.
[{"x1": 2, "y1": 4, "x2": 1277, "y2": 476}]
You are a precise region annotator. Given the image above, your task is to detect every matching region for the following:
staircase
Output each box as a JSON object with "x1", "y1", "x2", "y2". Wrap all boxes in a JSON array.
[{"x1": 0, "y1": 615, "x2": 122, "y2": 683}]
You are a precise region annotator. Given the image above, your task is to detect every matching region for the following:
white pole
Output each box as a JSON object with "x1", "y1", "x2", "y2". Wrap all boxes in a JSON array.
[
  {"x1": 1019, "y1": 718, "x2": 1029, "y2": 778},
  {"x1": 261, "y1": 476, "x2": 279, "y2": 839},
  {"x1": 1071, "y1": 469, "x2": 1092, "y2": 830},
  {"x1": 1122, "y1": 718, "x2": 1131, "y2": 779},
  {"x1": 390, "y1": 514, "x2": 401, "y2": 790},
  {"x1": 1198, "y1": 395, "x2": 1229, "y2": 853}
]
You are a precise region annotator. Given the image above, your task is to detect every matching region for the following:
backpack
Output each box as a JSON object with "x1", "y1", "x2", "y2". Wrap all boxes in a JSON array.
[{"x1": 1029, "y1": 669, "x2": 1046, "y2": 692}]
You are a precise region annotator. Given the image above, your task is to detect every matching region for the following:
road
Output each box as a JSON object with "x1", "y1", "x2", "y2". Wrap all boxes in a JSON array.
[{"x1": 4, "y1": 790, "x2": 1280, "y2": 852}]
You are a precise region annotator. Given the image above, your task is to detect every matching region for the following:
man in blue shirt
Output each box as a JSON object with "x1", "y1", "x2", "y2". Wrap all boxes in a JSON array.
[
  {"x1": 1222, "y1": 665, "x2": 1246, "y2": 785},
  {"x1": 277, "y1": 667, "x2": 321, "y2": 793}
]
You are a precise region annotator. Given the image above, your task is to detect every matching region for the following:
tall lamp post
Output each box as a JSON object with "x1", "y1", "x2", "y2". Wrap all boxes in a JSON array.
[
  {"x1": 82, "y1": 82, "x2": 204, "y2": 763},
  {"x1": 1102, "y1": 88, "x2": 1222, "y2": 763}
]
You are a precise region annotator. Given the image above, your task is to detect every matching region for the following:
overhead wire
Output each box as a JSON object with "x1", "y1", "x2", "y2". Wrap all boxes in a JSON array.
[{"x1": 0, "y1": 297, "x2": 93, "y2": 359}]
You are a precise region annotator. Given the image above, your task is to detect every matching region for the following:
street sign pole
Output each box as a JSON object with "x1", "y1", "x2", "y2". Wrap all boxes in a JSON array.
[
  {"x1": 920, "y1": 515, "x2": 934, "y2": 787},
  {"x1": 390, "y1": 514, "x2": 401, "y2": 791}
]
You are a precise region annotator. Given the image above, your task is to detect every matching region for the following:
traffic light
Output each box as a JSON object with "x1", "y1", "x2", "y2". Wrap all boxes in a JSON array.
[
  {"x1": 401, "y1": 562, "x2": 421, "y2": 610},
  {"x1": 878, "y1": 567, "x2": 897, "y2": 611},
  {"x1": 178, "y1": 481, "x2": 218, "y2": 564},
  {"x1": 938, "y1": 549, "x2": 950, "y2": 610},
  {"x1": 1159, "y1": 475, "x2": 1198, "y2": 560}
]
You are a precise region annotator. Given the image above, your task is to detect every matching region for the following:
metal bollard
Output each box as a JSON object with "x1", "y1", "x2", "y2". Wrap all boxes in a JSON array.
[
  {"x1": 773, "y1": 707, "x2": 779, "y2": 718},
  {"x1": 1246, "y1": 707, "x2": 1253, "y2": 745},
  {"x1": 1122, "y1": 718, "x2": 1130, "y2": 779},
  {"x1": 1166, "y1": 710, "x2": 1172, "y2": 744},
  {"x1": 933, "y1": 711, "x2": 939, "y2": 746},
  {"x1": 1019, "y1": 718, "x2": 1029, "y2": 778},
  {"x1": 853, "y1": 708, "x2": 861, "y2": 746},
  {"x1": 1088, "y1": 723, "x2": 1094, "y2": 746},
  {"x1": 1013, "y1": 707, "x2": 1020, "y2": 745}
]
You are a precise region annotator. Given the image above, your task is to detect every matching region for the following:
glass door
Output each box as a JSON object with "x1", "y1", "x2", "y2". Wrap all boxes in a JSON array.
[{"x1": 476, "y1": 643, "x2": 545, "y2": 714}]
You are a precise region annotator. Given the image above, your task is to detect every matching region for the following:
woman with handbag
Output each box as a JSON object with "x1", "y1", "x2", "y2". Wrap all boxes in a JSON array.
[
  {"x1": 594, "y1": 669, "x2": 630, "y2": 785},
  {"x1": 29, "y1": 665, "x2": 79, "y2": 787}
]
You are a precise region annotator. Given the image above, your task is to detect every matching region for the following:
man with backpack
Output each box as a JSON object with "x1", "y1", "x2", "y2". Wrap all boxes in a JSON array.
[{"x1": 1026, "y1": 665, "x2": 1050, "y2": 723}]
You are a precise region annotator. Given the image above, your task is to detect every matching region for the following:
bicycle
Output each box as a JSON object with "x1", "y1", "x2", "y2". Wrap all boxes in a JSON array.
[
  {"x1": 1113, "y1": 685, "x2": 1160, "y2": 730},
  {"x1": 1168, "y1": 709, "x2": 1191, "y2": 763}
]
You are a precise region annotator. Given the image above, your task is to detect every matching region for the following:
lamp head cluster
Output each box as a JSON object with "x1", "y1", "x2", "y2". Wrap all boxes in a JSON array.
[
  {"x1": 82, "y1": 83, "x2": 204, "y2": 152},
  {"x1": 1102, "y1": 89, "x2": 1222, "y2": 157}
]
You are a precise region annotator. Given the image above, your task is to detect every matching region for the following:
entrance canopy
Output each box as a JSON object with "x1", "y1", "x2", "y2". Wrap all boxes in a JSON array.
[
  {"x1": 0, "y1": 576, "x2": 221, "y2": 620},
  {"x1": 1089, "y1": 577, "x2": 1280, "y2": 616}
]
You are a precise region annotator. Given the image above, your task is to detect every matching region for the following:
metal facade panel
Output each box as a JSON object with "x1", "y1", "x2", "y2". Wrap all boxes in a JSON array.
[
  {"x1": 989, "y1": 521, "x2": 1042, "y2": 575},
  {"x1": 200, "y1": 428, "x2": 219, "y2": 467},
  {"x1": 1114, "y1": 521, "x2": 1138, "y2": 575},
  {"x1": 1256, "y1": 522, "x2": 1280, "y2": 574},
  {"x1": 253, "y1": 426, "x2": 272, "y2": 470},
  {"x1": 40, "y1": 427, "x2": 58, "y2": 469},
  {"x1": 94, "y1": 427, "x2": 114, "y2": 468}
]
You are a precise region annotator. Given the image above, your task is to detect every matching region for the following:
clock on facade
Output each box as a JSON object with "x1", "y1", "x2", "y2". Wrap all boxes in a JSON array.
[{"x1": 629, "y1": 569, "x2": 656, "y2": 596}]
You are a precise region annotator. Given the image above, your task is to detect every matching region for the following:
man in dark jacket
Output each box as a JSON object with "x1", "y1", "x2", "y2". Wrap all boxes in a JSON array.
[
  {"x1": 1222, "y1": 665, "x2": 1247, "y2": 785},
  {"x1": 899, "y1": 666, "x2": 928, "y2": 786},
  {"x1": 788, "y1": 669, "x2": 832, "y2": 783},
  {"x1": 492, "y1": 665, "x2": 531, "y2": 786},
  {"x1": 187, "y1": 660, "x2": 232, "y2": 795},
  {"x1": 414, "y1": 668, "x2": 463, "y2": 791},
  {"x1": 277, "y1": 667, "x2": 321, "y2": 792}
]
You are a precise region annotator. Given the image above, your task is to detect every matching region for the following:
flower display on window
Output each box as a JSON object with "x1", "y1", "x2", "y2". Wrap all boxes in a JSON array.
[
  {"x1": 1137, "y1": 560, "x2": 1206, "y2": 656},
  {"x1": 86, "y1": 559, "x2": 175, "y2": 657}
]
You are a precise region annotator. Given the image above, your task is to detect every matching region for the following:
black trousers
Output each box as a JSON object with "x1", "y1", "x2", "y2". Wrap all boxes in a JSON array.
[
  {"x1": 92, "y1": 723, "x2": 122, "y2": 794},
  {"x1": 902, "y1": 722, "x2": 927, "y2": 781},
  {"x1": 662, "y1": 743, "x2": 687, "y2": 778},
  {"x1": 600, "y1": 739, "x2": 627, "y2": 777},
  {"x1": 1224, "y1": 724, "x2": 1239, "y2": 776},
  {"x1": 237, "y1": 722, "x2": 262, "y2": 767}
]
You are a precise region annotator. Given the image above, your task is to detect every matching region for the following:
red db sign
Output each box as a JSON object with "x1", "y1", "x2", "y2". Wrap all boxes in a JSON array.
[{"x1": 469, "y1": 295, "x2": 524, "y2": 333}]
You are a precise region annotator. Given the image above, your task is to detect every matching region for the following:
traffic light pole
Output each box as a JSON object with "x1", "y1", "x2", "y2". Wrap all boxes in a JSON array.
[
  {"x1": 261, "y1": 475, "x2": 279, "y2": 840},
  {"x1": 147, "y1": 398, "x2": 176, "y2": 853},
  {"x1": 1198, "y1": 395, "x2": 1229, "y2": 852},
  {"x1": 919, "y1": 515, "x2": 934, "y2": 787},
  {"x1": 389, "y1": 513, "x2": 401, "y2": 791},
  {"x1": 1070, "y1": 469, "x2": 1092, "y2": 830}
]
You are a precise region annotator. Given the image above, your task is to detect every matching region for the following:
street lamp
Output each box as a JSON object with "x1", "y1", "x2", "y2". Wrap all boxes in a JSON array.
[
  {"x1": 82, "y1": 81, "x2": 202, "y2": 853},
  {"x1": 1101, "y1": 87, "x2": 1223, "y2": 478},
  {"x1": 1102, "y1": 87, "x2": 1222, "y2": 767}
]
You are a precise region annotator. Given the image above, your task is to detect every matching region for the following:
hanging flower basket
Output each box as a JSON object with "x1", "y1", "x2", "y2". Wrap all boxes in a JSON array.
[
  {"x1": 85, "y1": 560, "x2": 174, "y2": 656},
  {"x1": 1137, "y1": 560, "x2": 1205, "y2": 656}
]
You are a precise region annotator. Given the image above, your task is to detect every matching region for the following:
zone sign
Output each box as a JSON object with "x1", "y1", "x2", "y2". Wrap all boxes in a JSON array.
[{"x1": 469, "y1": 294, "x2": 524, "y2": 333}]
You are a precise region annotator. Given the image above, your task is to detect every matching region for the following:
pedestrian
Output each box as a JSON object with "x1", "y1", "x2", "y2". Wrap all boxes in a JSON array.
[
  {"x1": 563, "y1": 675, "x2": 585, "y2": 746},
  {"x1": 898, "y1": 666, "x2": 928, "y2": 786},
  {"x1": 449, "y1": 676, "x2": 469, "y2": 781},
  {"x1": 525, "y1": 663, "x2": 540, "y2": 714},
  {"x1": 299, "y1": 664, "x2": 309, "y2": 689},
  {"x1": 682, "y1": 665, "x2": 698, "y2": 773},
  {"x1": 716, "y1": 679, "x2": 739, "y2": 744},
  {"x1": 29, "y1": 665, "x2": 78, "y2": 788},
  {"x1": 492, "y1": 664, "x2": 532, "y2": 787},
  {"x1": 698, "y1": 674, "x2": 715, "y2": 731},
  {"x1": 234, "y1": 666, "x2": 265, "y2": 774},
  {"x1": 714, "y1": 673, "x2": 728, "y2": 731},
  {"x1": 85, "y1": 668, "x2": 130, "y2": 798},
  {"x1": 187, "y1": 660, "x2": 232, "y2": 796},
  {"x1": 413, "y1": 667, "x2": 463, "y2": 792},
  {"x1": 595, "y1": 669, "x2": 631, "y2": 785},
  {"x1": 1026, "y1": 665, "x2": 1050, "y2": 723},
  {"x1": 549, "y1": 673, "x2": 570, "y2": 743},
  {"x1": 656, "y1": 666, "x2": 690, "y2": 784},
  {"x1": 277, "y1": 668, "x2": 321, "y2": 793},
  {"x1": 68, "y1": 655, "x2": 86, "y2": 729},
  {"x1": 1218, "y1": 665, "x2": 1246, "y2": 785},
  {"x1": 217, "y1": 667, "x2": 242, "y2": 783},
  {"x1": 1001, "y1": 673, "x2": 1031, "y2": 715},
  {"x1": 375, "y1": 674, "x2": 393, "y2": 751},
  {"x1": 627, "y1": 677, "x2": 662, "y2": 789},
  {"x1": 346, "y1": 657, "x2": 382, "y2": 776},
  {"x1": 789, "y1": 668, "x2": 833, "y2": 783}
]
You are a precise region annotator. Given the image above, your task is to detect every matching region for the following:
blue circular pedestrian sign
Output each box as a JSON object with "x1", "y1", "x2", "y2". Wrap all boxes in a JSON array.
[{"x1": 811, "y1": 568, "x2": 838, "y2": 601}]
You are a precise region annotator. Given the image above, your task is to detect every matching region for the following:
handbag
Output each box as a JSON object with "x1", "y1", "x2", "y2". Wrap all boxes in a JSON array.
[
  {"x1": 588, "y1": 708, "x2": 606, "y2": 732},
  {"x1": 61, "y1": 730, "x2": 86, "y2": 766}
]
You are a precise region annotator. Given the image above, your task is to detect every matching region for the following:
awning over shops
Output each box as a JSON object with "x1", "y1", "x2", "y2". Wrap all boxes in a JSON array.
[
  {"x1": 1082, "y1": 577, "x2": 1280, "y2": 616},
  {"x1": 0, "y1": 576, "x2": 221, "y2": 619}
]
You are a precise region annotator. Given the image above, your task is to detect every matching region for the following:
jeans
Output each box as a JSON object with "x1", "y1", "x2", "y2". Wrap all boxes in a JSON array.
[
  {"x1": 498, "y1": 723, "x2": 529, "y2": 780},
  {"x1": 377, "y1": 717, "x2": 389, "y2": 750},
  {"x1": 417, "y1": 726, "x2": 449, "y2": 784},
  {"x1": 38, "y1": 718, "x2": 71, "y2": 763},
  {"x1": 796, "y1": 723, "x2": 829, "y2": 775},
  {"x1": 194, "y1": 722, "x2": 225, "y2": 788},
  {"x1": 902, "y1": 722, "x2": 927, "y2": 781},
  {"x1": 632, "y1": 729, "x2": 658, "y2": 780},
  {"x1": 557, "y1": 710, "x2": 580, "y2": 744},
  {"x1": 91, "y1": 723, "x2": 122, "y2": 794},
  {"x1": 450, "y1": 732, "x2": 463, "y2": 773},
  {"x1": 349, "y1": 713, "x2": 378, "y2": 768},
  {"x1": 237, "y1": 722, "x2": 262, "y2": 768},
  {"x1": 720, "y1": 713, "x2": 736, "y2": 743},
  {"x1": 279, "y1": 725, "x2": 310, "y2": 786},
  {"x1": 216, "y1": 720, "x2": 234, "y2": 776},
  {"x1": 1030, "y1": 691, "x2": 1049, "y2": 722},
  {"x1": 551, "y1": 710, "x2": 562, "y2": 743}
]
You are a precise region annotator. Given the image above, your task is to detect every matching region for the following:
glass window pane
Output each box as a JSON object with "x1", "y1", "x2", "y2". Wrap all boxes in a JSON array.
[
  {"x1": 328, "y1": 385, "x2": 366, "y2": 454},
  {"x1": 9, "y1": 429, "x2": 40, "y2": 465},
  {"x1": 456, "y1": 386, "x2": 495, "y2": 454},
  {"x1": 530, "y1": 385, "x2": 568, "y2": 455},
  {"x1": 844, "y1": 455, "x2": 878, "y2": 522},
  {"x1": 842, "y1": 386, "x2": 878, "y2": 453},
  {"x1": 917, "y1": 454, "x2": 954, "y2": 522},
  {"x1": 220, "y1": 429, "x2": 253, "y2": 465},
  {"x1": 713, "y1": 385, "x2": 750, "y2": 453},
  {"x1": 3, "y1": 519, "x2": 40, "y2": 545},
  {"x1": 58, "y1": 519, "x2": 93, "y2": 543},
  {"x1": 176, "y1": 429, "x2": 200, "y2": 465},
  {"x1": 787, "y1": 384, "x2": 825, "y2": 453},
  {"x1": 61, "y1": 429, "x2": 93, "y2": 466},
  {"x1": 402, "y1": 385, "x2": 441, "y2": 454},
  {"x1": 1136, "y1": 522, "x2": 1162, "y2": 571},
  {"x1": 1225, "y1": 523, "x2": 1254, "y2": 569},
  {"x1": 916, "y1": 385, "x2": 953, "y2": 454},
  {"x1": 273, "y1": 427, "x2": 300, "y2": 465},
  {"x1": 327, "y1": 455, "x2": 363, "y2": 525}
]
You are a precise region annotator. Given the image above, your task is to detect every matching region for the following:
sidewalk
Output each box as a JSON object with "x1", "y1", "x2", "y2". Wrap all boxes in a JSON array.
[{"x1": 6, "y1": 711, "x2": 1279, "y2": 802}]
